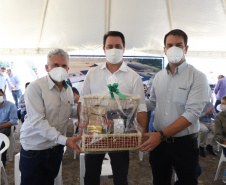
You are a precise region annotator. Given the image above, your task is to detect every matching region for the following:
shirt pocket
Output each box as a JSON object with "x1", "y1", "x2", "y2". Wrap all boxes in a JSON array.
[
  {"x1": 173, "y1": 88, "x2": 189, "y2": 106},
  {"x1": 64, "y1": 100, "x2": 73, "y2": 118}
]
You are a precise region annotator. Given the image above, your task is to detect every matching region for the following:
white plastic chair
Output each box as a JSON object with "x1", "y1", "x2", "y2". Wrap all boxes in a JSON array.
[
  {"x1": 80, "y1": 153, "x2": 113, "y2": 185},
  {"x1": 0, "y1": 133, "x2": 10, "y2": 185},
  {"x1": 214, "y1": 141, "x2": 226, "y2": 181},
  {"x1": 15, "y1": 146, "x2": 67, "y2": 185},
  {"x1": 8, "y1": 126, "x2": 17, "y2": 161}
]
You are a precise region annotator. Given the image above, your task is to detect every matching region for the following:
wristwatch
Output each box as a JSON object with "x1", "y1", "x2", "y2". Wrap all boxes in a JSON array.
[{"x1": 159, "y1": 130, "x2": 167, "y2": 142}]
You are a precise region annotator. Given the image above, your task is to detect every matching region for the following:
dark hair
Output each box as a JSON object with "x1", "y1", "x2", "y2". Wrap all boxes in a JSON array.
[
  {"x1": 164, "y1": 29, "x2": 188, "y2": 46},
  {"x1": 0, "y1": 89, "x2": 4, "y2": 95},
  {"x1": 222, "y1": 96, "x2": 226, "y2": 101},
  {"x1": 1, "y1": 67, "x2": 6, "y2": 70},
  {"x1": 103, "y1": 31, "x2": 125, "y2": 47},
  {"x1": 25, "y1": 82, "x2": 30, "y2": 88},
  {"x1": 72, "y1": 87, "x2": 79, "y2": 95}
]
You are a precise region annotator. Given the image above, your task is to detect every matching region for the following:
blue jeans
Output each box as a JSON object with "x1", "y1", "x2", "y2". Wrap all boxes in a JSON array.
[
  {"x1": 84, "y1": 151, "x2": 129, "y2": 185},
  {"x1": 19, "y1": 145, "x2": 64, "y2": 185},
  {"x1": 12, "y1": 89, "x2": 22, "y2": 108}
]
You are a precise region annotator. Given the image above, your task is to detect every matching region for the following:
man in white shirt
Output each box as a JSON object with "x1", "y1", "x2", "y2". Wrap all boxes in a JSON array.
[
  {"x1": 20, "y1": 49, "x2": 81, "y2": 185},
  {"x1": 79, "y1": 31, "x2": 147, "y2": 185},
  {"x1": 137, "y1": 29, "x2": 211, "y2": 185}
]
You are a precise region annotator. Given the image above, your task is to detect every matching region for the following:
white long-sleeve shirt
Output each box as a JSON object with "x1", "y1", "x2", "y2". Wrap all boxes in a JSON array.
[
  {"x1": 81, "y1": 62, "x2": 147, "y2": 113},
  {"x1": 20, "y1": 75, "x2": 73, "y2": 150}
]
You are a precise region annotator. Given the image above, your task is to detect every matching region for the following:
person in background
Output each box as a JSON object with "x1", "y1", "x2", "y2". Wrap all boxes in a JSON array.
[
  {"x1": 0, "y1": 67, "x2": 7, "y2": 94},
  {"x1": 19, "y1": 49, "x2": 82, "y2": 185},
  {"x1": 138, "y1": 29, "x2": 210, "y2": 185},
  {"x1": 214, "y1": 95, "x2": 226, "y2": 183},
  {"x1": 214, "y1": 74, "x2": 226, "y2": 113},
  {"x1": 6, "y1": 69, "x2": 22, "y2": 108},
  {"x1": 143, "y1": 84, "x2": 149, "y2": 99},
  {"x1": 199, "y1": 101, "x2": 217, "y2": 157},
  {"x1": 0, "y1": 89, "x2": 18, "y2": 167},
  {"x1": 70, "y1": 87, "x2": 80, "y2": 133},
  {"x1": 79, "y1": 31, "x2": 147, "y2": 185},
  {"x1": 18, "y1": 82, "x2": 30, "y2": 123},
  {"x1": 218, "y1": 75, "x2": 224, "y2": 80}
]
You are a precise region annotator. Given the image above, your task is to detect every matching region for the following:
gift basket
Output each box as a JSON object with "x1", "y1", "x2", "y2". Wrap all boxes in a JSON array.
[{"x1": 80, "y1": 79, "x2": 142, "y2": 152}]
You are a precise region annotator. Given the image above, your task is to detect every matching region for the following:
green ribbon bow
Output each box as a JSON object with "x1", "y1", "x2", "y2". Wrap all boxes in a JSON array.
[{"x1": 107, "y1": 83, "x2": 126, "y2": 100}]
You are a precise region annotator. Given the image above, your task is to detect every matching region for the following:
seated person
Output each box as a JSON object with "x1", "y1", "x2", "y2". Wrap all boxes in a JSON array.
[
  {"x1": 70, "y1": 87, "x2": 80, "y2": 133},
  {"x1": 18, "y1": 82, "x2": 30, "y2": 123},
  {"x1": 0, "y1": 88, "x2": 18, "y2": 166},
  {"x1": 199, "y1": 101, "x2": 217, "y2": 157},
  {"x1": 214, "y1": 95, "x2": 226, "y2": 156}
]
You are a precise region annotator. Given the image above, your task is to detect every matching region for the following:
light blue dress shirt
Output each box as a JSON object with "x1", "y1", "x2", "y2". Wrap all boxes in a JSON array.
[
  {"x1": 0, "y1": 100, "x2": 18, "y2": 126},
  {"x1": 0, "y1": 75, "x2": 6, "y2": 91},
  {"x1": 7, "y1": 73, "x2": 21, "y2": 92},
  {"x1": 149, "y1": 61, "x2": 211, "y2": 137},
  {"x1": 199, "y1": 102, "x2": 215, "y2": 123}
]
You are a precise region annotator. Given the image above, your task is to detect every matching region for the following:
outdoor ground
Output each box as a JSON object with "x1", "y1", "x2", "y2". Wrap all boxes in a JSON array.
[{"x1": 4, "y1": 122, "x2": 226, "y2": 185}]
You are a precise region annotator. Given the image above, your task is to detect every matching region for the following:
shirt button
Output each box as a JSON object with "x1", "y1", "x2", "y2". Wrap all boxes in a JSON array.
[
  {"x1": 167, "y1": 101, "x2": 170, "y2": 103},
  {"x1": 165, "y1": 113, "x2": 168, "y2": 115},
  {"x1": 169, "y1": 89, "x2": 171, "y2": 92}
]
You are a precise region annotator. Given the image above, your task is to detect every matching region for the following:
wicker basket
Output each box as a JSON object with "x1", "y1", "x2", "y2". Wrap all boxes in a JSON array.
[{"x1": 81, "y1": 95, "x2": 142, "y2": 152}]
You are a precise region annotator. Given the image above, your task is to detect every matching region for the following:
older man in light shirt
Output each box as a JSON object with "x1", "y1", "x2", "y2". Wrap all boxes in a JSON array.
[{"x1": 20, "y1": 49, "x2": 81, "y2": 185}]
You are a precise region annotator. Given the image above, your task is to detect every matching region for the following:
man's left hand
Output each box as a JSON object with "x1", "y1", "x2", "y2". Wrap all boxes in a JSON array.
[{"x1": 136, "y1": 132, "x2": 161, "y2": 152}]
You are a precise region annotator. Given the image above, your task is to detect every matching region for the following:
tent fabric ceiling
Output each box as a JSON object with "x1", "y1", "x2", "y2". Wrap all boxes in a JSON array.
[{"x1": 0, "y1": 0, "x2": 226, "y2": 58}]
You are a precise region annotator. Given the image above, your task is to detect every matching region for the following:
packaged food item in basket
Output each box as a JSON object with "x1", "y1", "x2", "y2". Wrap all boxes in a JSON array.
[{"x1": 79, "y1": 81, "x2": 142, "y2": 152}]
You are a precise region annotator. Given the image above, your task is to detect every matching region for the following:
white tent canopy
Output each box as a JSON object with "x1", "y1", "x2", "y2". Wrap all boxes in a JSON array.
[{"x1": 0, "y1": 0, "x2": 226, "y2": 58}]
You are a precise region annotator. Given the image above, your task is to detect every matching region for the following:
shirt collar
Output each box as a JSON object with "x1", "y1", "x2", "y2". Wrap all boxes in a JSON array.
[
  {"x1": 166, "y1": 61, "x2": 187, "y2": 75},
  {"x1": 47, "y1": 75, "x2": 68, "y2": 90},
  {"x1": 100, "y1": 61, "x2": 128, "y2": 72}
]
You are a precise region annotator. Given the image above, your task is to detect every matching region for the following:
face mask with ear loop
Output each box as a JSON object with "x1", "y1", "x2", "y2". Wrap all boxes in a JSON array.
[
  {"x1": 220, "y1": 104, "x2": 226, "y2": 111},
  {"x1": 49, "y1": 67, "x2": 68, "y2": 82},
  {"x1": 105, "y1": 49, "x2": 124, "y2": 64},
  {"x1": 166, "y1": 46, "x2": 185, "y2": 64}
]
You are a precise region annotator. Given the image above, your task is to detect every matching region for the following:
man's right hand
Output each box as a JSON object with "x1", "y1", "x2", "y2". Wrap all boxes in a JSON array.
[
  {"x1": 136, "y1": 132, "x2": 161, "y2": 152},
  {"x1": 66, "y1": 136, "x2": 83, "y2": 153}
]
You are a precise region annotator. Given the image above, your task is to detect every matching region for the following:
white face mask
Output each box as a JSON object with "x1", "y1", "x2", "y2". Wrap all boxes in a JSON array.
[
  {"x1": 166, "y1": 46, "x2": 185, "y2": 64},
  {"x1": 220, "y1": 104, "x2": 226, "y2": 111},
  {"x1": 1, "y1": 72, "x2": 6, "y2": 76},
  {"x1": 105, "y1": 49, "x2": 123, "y2": 64},
  {"x1": 0, "y1": 96, "x2": 4, "y2": 103},
  {"x1": 49, "y1": 67, "x2": 67, "y2": 82}
]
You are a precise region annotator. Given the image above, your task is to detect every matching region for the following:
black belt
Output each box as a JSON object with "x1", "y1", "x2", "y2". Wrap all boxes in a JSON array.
[
  {"x1": 42, "y1": 145, "x2": 64, "y2": 153},
  {"x1": 164, "y1": 133, "x2": 198, "y2": 143}
]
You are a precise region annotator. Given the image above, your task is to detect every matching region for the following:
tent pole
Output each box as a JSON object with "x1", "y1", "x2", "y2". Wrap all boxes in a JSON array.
[
  {"x1": 36, "y1": 0, "x2": 49, "y2": 52},
  {"x1": 105, "y1": 0, "x2": 111, "y2": 33},
  {"x1": 166, "y1": 0, "x2": 174, "y2": 30}
]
